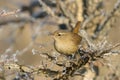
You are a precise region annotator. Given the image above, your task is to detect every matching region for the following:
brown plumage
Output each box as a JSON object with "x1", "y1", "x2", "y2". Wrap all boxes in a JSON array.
[{"x1": 52, "y1": 21, "x2": 82, "y2": 55}]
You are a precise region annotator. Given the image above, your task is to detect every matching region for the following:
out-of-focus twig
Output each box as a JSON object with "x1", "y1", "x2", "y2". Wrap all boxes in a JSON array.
[
  {"x1": 94, "y1": 0, "x2": 120, "y2": 38},
  {"x1": 0, "y1": 9, "x2": 21, "y2": 17},
  {"x1": 82, "y1": 1, "x2": 103, "y2": 29},
  {"x1": 80, "y1": 30, "x2": 97, "y2": 50},
  {"x1": 38, "y1": 0, "x2": 57, "y2": 18},
  {"x1": 0, "y1": 12, "x2": 35, "y2": 25},
  {"x1": 57, "y1": 1, "x2": 75, "y2": 22},
  {"x1": 98, "y1": 43, "x2": 120, "y2": 56}
]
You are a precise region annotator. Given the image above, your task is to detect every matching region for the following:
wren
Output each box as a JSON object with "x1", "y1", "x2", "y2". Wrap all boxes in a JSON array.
[{"x1": 52, "y1": 21, "x2": 82, "y2": 55}]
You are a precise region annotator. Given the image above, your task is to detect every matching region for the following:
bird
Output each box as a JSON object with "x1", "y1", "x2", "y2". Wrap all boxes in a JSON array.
[{"x1": 51, "y1": 21, "x2": 82, "y2": 55}]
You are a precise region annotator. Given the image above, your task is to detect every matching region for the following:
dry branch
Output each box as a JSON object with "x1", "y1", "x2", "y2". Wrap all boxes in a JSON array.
[
  {"x1": 1, "y1": 30, "x2": 120, "y2": 80},
  {"x1": 0, "y1": 9, "x2": 20, "y2": 17},
  {"x1": 0, "y1": 0, "x2": 120, "y2": 80}
]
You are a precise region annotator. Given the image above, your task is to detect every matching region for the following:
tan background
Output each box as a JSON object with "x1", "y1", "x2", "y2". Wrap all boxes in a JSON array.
[{"x1": 0, "y1": 0, "x2": 120, "y2": 80}]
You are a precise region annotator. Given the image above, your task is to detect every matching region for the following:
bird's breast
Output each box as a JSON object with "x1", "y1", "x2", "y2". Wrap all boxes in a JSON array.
[{"x1": 54, "y1": 40, "x2": 78, "y2": 55}]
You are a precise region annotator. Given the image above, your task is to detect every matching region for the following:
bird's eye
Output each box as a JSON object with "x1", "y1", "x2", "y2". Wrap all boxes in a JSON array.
[{"x1": 58, "y1": 33, "x2": 61, "y2": 36}]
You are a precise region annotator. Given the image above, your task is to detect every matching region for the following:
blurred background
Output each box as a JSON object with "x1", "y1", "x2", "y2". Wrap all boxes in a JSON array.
[{"x1": 0, "y1": 0, "x2": 120, "y2": 80}]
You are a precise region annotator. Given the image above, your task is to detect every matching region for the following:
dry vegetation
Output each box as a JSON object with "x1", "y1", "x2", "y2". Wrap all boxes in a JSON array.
[{"x1": 0, "y1": 0, "x2": 120, "y2": 80}]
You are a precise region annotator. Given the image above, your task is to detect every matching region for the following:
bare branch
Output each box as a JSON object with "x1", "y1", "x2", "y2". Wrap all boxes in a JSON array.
[{"x1": 0, "y1": 9, "x2": 21, "y2": 17}]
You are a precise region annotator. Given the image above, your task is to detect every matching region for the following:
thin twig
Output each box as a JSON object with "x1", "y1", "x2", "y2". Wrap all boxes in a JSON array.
[
  {"x1": 0, "y1": 9, "x2": 21, "y2": 17},
  {"x1": 57, "y1": 1, "x2": 75, "y2": 22},
  {"x1": 99, "y1": 43, "x2": 120, "y2": 56},
  {"x1": 38, "y1": 0, "x2": 57, "y2": 18},
  {"x1": 82, "y1": 1, "x2": 103, "y2": 29}
]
